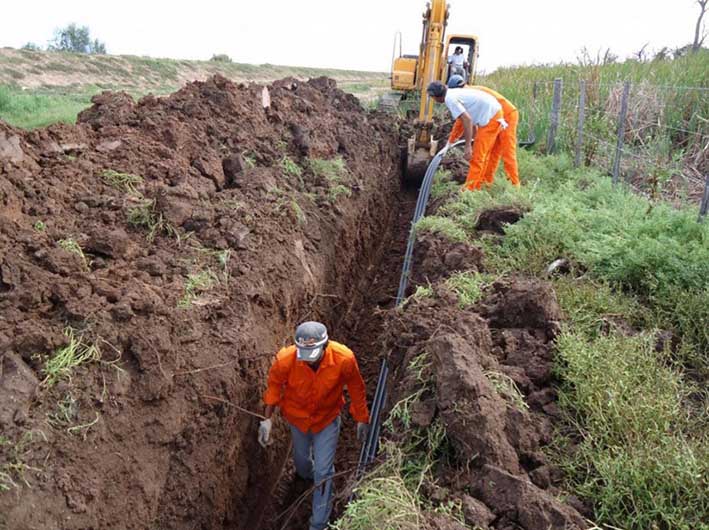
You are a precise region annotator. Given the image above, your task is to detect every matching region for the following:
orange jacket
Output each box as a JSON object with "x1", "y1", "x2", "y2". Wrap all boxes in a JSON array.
[{"x1": 263, "y1": 340, "x2": 369, "y2": 433}]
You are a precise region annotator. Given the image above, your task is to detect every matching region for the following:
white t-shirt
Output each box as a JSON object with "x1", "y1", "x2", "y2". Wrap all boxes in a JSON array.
[
  {"x1": 449, "y1": 53, "x2": 465, "y2": 67},
  {"x1": 444, "y1": 88, "x2": 501, "y2": 126}
]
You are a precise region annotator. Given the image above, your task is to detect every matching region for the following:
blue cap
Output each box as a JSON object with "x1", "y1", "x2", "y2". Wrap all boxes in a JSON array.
[{"x1": 447, "y1": 75, "x2": 465, "y2": 88}]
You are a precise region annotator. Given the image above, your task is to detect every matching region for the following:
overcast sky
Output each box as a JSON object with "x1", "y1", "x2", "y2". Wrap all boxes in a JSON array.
[{"x1": 1, "y1": 0, "x2": 704, "y2": 73}]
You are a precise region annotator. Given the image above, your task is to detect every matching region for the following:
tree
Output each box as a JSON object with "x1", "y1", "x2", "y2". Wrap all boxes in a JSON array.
[
  {"x1": 210, "y1": 53, "x2": 233, "y2": 63},
  {"x1": 48, "y1": 23, "x2": 106, "y2": 54},
  {"x1": 21, "y1": 42, "x2": 41, "y2": 51},
  {"x1": 693, "y1": 0, "x2": 708, "y2": 52}
]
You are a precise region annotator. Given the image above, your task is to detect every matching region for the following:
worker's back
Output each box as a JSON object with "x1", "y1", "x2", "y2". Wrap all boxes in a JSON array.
[{"x1": 471, "y1": 85, "x2": 517, "y2": 114}]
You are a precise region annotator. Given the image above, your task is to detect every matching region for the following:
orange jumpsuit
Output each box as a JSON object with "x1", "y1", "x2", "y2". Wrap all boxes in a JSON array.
[
  {"x1": 448, "y1": 87, "x2": 520, "y2": 189},
  {"x1": 263, "y1": 341, "x2": 369, "y2": 433}
]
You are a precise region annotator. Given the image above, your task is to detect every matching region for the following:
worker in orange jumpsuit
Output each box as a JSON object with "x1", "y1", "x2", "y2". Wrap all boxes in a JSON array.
[
  {"x1": 448, "y1": 74, "x2": 520, "y2": 187},
  {"x1": 258, "y1": 321, "x2": 369, "y2": 530}
]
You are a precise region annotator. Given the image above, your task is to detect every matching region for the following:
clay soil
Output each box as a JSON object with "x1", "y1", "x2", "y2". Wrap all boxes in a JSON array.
[{"x1": 0, "y1": 74, "x2": 403, "y2": 529}]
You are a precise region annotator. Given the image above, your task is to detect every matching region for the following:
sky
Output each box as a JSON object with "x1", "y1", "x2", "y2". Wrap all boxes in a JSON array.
[{"x1": 0, "y1": 0, "x2": 704, "y2": 73}]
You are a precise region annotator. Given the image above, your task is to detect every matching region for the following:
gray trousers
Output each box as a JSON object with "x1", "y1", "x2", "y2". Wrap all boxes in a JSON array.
[{"x1": 289, "y1": 416, "x2": 341, "y2": 530}]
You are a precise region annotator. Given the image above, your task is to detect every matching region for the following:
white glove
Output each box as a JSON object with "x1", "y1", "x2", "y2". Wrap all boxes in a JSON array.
[
  {"x1": 357, "y1": 422, "x2": 369, "y2": 442},
  {"x1": 497, "y1": 118, "x2": 509, "y2": 130},
  {"x1": 258, "y1": 418, "x2": 272, "y2": 447}
]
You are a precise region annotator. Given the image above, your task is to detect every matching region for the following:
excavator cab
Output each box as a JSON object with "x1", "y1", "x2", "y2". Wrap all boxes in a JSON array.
[{"x1": 443, "y1": 35, "x2": 479, "y2": 84}]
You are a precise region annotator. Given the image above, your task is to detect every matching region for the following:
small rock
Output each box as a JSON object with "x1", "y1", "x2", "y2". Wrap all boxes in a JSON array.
[{"x1": 460, "y1": 494, "x2": 495, "y2": 528}]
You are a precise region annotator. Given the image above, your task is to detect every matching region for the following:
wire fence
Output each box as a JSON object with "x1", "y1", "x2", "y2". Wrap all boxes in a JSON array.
[{"x1": 510, "y1": 77, "x2": 708, "y2": 221}]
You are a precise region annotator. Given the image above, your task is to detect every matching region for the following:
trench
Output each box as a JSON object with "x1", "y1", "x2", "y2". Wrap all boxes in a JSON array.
[
  {"x1": 248, "y1": 187, "x2": 416, "y2": 530},
  {"x1": 201, "y1": 163, "x2": 416, "y2": 530}
]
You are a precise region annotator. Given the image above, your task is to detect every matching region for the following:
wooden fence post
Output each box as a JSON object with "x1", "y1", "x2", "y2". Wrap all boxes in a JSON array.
[
  {"x1": 699, "y1": 173, "x2": 709, "y2": 222},
  {"x1": 574, "y1": 80, "x2": 586, "y2": 168},
  {"x1": 547, "y1": 78, "x2": 563, "y2": 154},
  {"x1": 612, "y1": 81, "x2": 631, "y2": 184}
]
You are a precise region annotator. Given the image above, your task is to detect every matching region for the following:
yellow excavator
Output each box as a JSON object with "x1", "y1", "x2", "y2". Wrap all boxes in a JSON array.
[{"x1": 389, "y1": 0, "x2": 479, "y2": 181}]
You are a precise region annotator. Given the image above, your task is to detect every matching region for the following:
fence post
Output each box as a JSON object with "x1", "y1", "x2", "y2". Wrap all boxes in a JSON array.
[
  {"x1": 547, "y1": 78, "x2": 563, "y2": 154},
  {"x1": 612, "y1": 81, "x2": 631, "y2": 184},
  {"x1": 574, "y1": 80, "x2": 586, "y2": 168},
  {"x1": 699, "y1": 173, "x2": 709, "y2": 222}
]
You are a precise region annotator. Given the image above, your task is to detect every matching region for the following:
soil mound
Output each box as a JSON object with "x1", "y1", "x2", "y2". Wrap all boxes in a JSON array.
[
  {"x1": 0, "y1": 75, "x2": 400, "y2": 529},
  {"x1": 382, "y1": 279, "x2": 588, "y2": 530}
]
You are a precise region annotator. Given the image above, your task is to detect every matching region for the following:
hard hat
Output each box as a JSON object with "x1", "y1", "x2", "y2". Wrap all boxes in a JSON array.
[
  {"x1": 448, "y1": 75, "x2": 465, "y2": 88},
  {"x1": 294, "y1": 321, "x2": 328, "y2": 362},
  {"x1": 427, "y1": 81, "x2": 446, "y2": 97}
]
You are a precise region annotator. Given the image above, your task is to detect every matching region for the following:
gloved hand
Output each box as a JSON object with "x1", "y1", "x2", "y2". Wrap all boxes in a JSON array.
[
  {"x1": 497, "y1": 118, "x2": 509, "y2": 130},
  {"x1": 258, "y1": 418, "x2": 272, "y2": 447},
  {"x1": 356, "y1": 422, "x2": 369, "y2": 442}
]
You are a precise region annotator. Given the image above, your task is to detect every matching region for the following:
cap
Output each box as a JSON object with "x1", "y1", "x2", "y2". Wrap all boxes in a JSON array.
[{"x1": 294, "y1": 321, "x2": 328, "y2": 362}]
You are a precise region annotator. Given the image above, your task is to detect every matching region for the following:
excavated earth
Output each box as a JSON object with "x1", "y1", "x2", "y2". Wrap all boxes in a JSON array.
[
  {"x1": 0, "y1": 75, "x2": 402, "y2": 529},
  {"x1": 381, "y1": 229, "x2": 592, "y2": 529},
  {"x1": 1, "y1": 73, "x2": 590, "y2": 530}
]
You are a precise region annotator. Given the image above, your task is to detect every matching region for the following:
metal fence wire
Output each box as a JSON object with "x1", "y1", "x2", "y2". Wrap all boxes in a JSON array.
[{"x1": 531, "y1": 77, "x2": 708, "y2": 219}]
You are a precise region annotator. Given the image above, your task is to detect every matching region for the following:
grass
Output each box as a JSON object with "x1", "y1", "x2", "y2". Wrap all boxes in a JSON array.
[
  {"x1": 414, "y1": 216, "x2": 468, "y2": 243},
  {"x1": 0, "y1": 84, "x2": 94, "y2": 128},
  {"x1": 178, "y1": 270, "x2": 218, "y2": 309},
  {"x1": 57, "y1": 238, "x2": 88, "y2": 269},
  {"x1": 483, "y1": 371, "x2": 529, "y2": 411},
  {"x1": 444, "y1": 271, "x2": 494, "y2": 308},
  {"x1": 40, "y1": 328, "x2": 100, "y2": 387},
  {"x1": 310, "y1": 157, "x2": 354, "y2": 202},
  {"x1": 420, "y1": 151, "x2": 709, "y2": 529},
  {"x1": 482, "y1": 49, "x2": 709, "y2": 155},
  {"x1": 101, "y1": 169, "x2": 143, "y2": 195},
  {"x1": 0, "y1": 430, "x2": 46, "y2": 491},
  {"x1": 126, "y1": 199, "x2": 174, "y2": 242}
]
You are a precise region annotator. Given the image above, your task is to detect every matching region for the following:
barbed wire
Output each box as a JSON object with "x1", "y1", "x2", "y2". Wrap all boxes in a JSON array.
[{"x1": 631, "y1": 119, "x2": 709, "y2": 139}]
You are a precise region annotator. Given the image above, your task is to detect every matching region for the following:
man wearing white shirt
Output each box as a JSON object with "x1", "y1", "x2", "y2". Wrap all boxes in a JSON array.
[
  {"x1": 427, "y1": 81, "x2": 507, "y2": 191},
  {"x1": 448, "y1": 46, "x2": 467, "y2": 77}
]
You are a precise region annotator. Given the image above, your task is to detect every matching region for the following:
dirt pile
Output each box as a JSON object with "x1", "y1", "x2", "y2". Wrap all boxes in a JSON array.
[
  {"x1": 381, "y1": 230, "x2": 589, "y2": 530},
  {"x1": 0, "y1": 75, "x2": 401, "y2": 529}
]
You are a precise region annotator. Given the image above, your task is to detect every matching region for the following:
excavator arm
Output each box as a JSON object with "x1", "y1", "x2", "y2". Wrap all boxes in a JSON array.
[{"x1": 405, "y1": 0, "x2": 449, "y2": 181}]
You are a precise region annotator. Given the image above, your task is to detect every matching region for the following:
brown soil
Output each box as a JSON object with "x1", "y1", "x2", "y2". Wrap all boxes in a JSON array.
[
  {"x1": 381, "y1": 230, "x2": 590, "y2": 530},
  {"x1": 0, "y1": 74, "x2": 401, "y2": 529}
]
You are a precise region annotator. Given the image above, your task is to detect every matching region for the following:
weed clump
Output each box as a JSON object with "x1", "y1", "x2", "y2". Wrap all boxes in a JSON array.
[{"x1": 40, "y1": 328, "x2": 100, "y2": 387}]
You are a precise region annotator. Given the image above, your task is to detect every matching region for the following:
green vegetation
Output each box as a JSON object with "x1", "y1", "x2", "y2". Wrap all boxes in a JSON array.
[
  {"x1": 0, "y1": 85, "x2": 93, "y2": 129},
  {"x1": 481, "y1": 51, "x2": 709, "y2": 188},
  {"x1": 101, "y1": 169, "x2": 144, "y2": 195},
  {"x1": 57, "y1": 238, "x2": 88, "y2": 269},
  {"x1": 178, "y1": 270, "x2": 218, "y2": 309},
  {"x1": 33, "y1": 220, "x2": 46, "y2": 232},
  {"x1": 310, "y1": 156, "x2": 354, "y2": 202},
  {"x1": 41, "y1": 328, "x2": 100, "y2": 387},
  {"x1": 414, "y1": 216, "x2": 468, "y2": 243},
  {"x1": 445, "y1": 271, "x2": 494, "y2": 308},
  {"x1": 280, "y1": 156, "x2": 303, "y2": 179},
  {"x1": 419, "y1": 151, "x2": 709, "y2": 529},
  {"x1": 483, "y1": 371, "x2": 528, "y2": 412},
  {"x1": 127, "y1": 199, "x2": 174, "y2": 242},
  {"x1": 0, "y1": 430, "x2": 45, "y2": 491},
  {"x1": 338, "y1": 350, "x2": 460, "y2": 529}
]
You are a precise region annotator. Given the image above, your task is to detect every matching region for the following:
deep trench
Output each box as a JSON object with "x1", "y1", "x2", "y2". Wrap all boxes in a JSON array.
[{"x1": 235, "y1": 184, "x2": 418, "y2": 530}]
